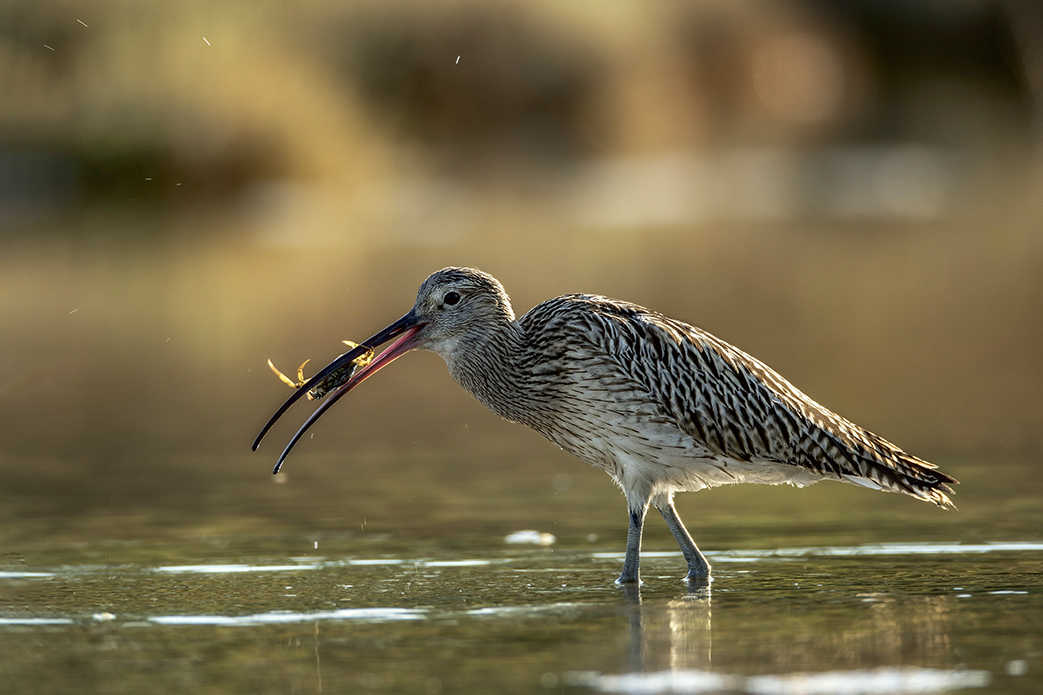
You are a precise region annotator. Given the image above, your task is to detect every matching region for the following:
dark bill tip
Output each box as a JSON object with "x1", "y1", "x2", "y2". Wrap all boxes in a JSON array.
[
  {"x1": 270, "y1": 321, "x2": 425, "y2": 474},
  {"x1": 252, "y1": 342, "x2": 374, "y2": 452},
  {"x1": 252, "y1": 310, "x2": 418, "y2": 455}
]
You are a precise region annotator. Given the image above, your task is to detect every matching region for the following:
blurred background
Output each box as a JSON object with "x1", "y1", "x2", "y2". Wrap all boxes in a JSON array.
[{"x1": 1, "y1": 0, "x2": 1041, "y2": 555}]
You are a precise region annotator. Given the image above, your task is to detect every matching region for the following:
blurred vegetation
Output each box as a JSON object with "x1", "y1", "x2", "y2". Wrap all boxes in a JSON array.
[{"x1": 1, "y1": 0, "x2": 1042, "y2": 539}]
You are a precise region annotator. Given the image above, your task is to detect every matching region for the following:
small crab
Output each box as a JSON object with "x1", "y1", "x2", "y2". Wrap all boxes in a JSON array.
[{"x1": 268, "y1": 341, "x2": 374, "y2": 401}]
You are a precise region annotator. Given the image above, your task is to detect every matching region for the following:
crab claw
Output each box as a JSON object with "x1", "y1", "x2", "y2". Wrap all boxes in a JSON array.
[
  {"x1": 269, "y1": 358, "x2": 306, "y2": 389},
  {"x1": 252, "y1": 310, "x2": 427, "y2": 473},
  {"x1": 342, "y1": 340, "x2": 374, "y2": 369}
]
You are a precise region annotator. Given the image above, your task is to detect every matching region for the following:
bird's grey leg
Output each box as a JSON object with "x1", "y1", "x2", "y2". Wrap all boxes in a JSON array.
[
  {"x1": 654, "y1": 493, "x2": 711, "y2": 581},
  {"x1": 617, "y1": 499, "x2": 650, "y2": 585}
]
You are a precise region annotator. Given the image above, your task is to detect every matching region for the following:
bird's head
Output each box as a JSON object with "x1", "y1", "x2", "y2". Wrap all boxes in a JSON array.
[
  {"x1": 411, "y1": 267, "x2": 515, "y2": 360},
  {"x1": 252, "y1": 267, "x2": 513, "y2": 472}
]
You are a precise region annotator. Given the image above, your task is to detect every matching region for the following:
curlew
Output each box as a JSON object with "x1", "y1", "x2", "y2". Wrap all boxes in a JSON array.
[{"x1": 254, "y1": 267, "x2": 956, "y2": 584}]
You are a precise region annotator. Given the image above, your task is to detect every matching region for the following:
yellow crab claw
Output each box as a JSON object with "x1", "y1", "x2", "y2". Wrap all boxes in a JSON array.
[
  {"x1": 342, "y1": 341, "x2": 374, "y2": 369},
  {"x1": 268, "y1": 359, "x2": 304, "y2": 389},
  {"x1": 296, "y1": 359, "x2": 311, "y2": 386},
  {"x1": 268, "y1": 341, "x2": 375, "y2": 401}
]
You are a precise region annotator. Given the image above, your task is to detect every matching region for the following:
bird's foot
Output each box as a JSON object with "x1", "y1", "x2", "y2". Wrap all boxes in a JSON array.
[
  {"x1": 683, "y1": 571, "x2": 711, "y2": 588},
  {"x1": 684, "y1": 556, "x2": 711, "y2": 580},
  {"x1": 615, "y1": 572, "x2": 642, "y2": 586}
]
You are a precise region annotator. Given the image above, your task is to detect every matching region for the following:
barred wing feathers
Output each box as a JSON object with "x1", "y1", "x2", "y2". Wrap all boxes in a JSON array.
[{"x1": 546, "y1": 295, "x2": 956, "y2": 508}]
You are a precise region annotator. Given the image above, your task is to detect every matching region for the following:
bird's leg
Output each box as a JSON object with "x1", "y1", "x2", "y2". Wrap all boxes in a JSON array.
[
  {"x1": 617, "y1": 499, "x2": 650, "y2": 585},
  {"x1": 654, "y1": 493, "x2": 711, "y2": 581}
]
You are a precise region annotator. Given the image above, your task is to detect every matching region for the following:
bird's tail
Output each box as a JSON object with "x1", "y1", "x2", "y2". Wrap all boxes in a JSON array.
[{"x1": 855, "y1": 433, "x2": 958, "y2": 509}]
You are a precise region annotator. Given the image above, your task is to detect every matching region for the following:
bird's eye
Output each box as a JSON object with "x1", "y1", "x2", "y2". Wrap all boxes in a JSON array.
[{"x1": 443, "y1": 291, "x2": 461, "y2": 306}]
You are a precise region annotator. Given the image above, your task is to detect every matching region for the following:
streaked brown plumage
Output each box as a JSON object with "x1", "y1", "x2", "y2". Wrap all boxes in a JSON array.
[{"x1": 254, "y1": 266, "x2": 956, "y2": 584}]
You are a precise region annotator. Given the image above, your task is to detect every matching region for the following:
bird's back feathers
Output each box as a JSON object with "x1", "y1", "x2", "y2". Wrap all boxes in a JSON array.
[{"x1": 517, "y1": 294, "x2": 956, "y2": 507}]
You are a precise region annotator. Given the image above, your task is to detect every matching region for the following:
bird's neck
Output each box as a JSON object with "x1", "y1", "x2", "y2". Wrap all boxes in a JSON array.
[{"x1": 445, "y1": 320, "x2": 530, "y2": 423}]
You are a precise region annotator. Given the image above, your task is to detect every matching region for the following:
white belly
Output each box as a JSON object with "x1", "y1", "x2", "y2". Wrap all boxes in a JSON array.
[{"x1": 549, "y1": 412, "x2": 832, "y2": 501}]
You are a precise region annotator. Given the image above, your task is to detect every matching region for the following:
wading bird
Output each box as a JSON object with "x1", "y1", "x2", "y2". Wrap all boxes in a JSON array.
[{"x1": 254, "y1": 267, "x2": 956, "y2": 584}]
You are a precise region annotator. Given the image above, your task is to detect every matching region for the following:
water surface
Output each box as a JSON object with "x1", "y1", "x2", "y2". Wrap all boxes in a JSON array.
[{"x1": 1, "y1": 452, "x2": 1040, "y2": 694}]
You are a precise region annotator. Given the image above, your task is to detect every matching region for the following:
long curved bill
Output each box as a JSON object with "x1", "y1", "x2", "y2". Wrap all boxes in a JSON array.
[{"x1": 252, "y1": 311, "x2": 427, "y2": 474}]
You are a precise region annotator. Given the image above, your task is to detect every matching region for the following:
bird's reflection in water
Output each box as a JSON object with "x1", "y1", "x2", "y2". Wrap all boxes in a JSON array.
[{"x1": 622, "y1": 580, "x2": 712, "y2": 674}]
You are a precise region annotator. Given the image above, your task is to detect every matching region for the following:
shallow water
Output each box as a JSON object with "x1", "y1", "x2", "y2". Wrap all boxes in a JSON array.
[
  {"x1": 2, "y1": 512, "x2": 1040, "y2": 694},
  {"x1": 1, "y1": 550, "x2": 1038, "y2": 694}
]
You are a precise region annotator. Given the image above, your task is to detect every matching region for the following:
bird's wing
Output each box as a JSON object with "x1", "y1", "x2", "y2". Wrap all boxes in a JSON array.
[{"x1": 558, "y1": 295, "x2": 956, "y2": 506}]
